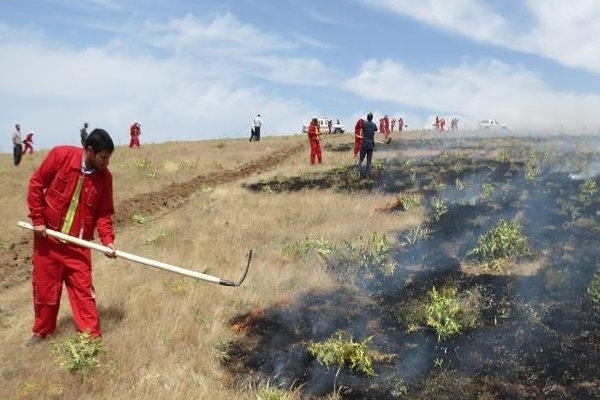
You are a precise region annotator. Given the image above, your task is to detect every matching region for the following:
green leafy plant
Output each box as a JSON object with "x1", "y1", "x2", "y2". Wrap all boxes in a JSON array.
[
  {"x1": 52, "y1": 331, "x2": 102, "y2": 371},
  {"x1": 431, "y1": 197, "x2": 448, "y2": 222},
  {"x1": 455, "y1": 177, "x2": 466, "y2": 191},
  {"x1": 399, "y1": 194, "x2": 421, "y2": 210},
  {"x1": 281, "y1": 238, "x2": 337, "y2": 262},
  {"x1": 308, "y1": 331, "x2": 375, "y2": 377},
  {"x1": 480, "y1": 182, "x2": 494, "y2": 200},
  {"x1": 404, "y1": 225, "x2": 430, "y2": 244},
  {"x1": 214, "y1": 337, "x2": 232, "y2": 365},
  {"x1": 425, "y1": 286, "x2": 481, "y2": 341},
  {"x1": 498, "y1": 149, "x2": 511, "y2": 163},
  {"x1": 579, "y1": 178, "x2": 597, "y2": 204},
  {"x1": 131, "y1": 211, "x2": 147, "y2": 224},
  {"x1": 525, "y1": 152, "x2": 540, "y2": 179},
  {"x1": 467, "y1": 218, "x2": 530, "y2": 269},
  {"x1": 587, "y1": 270, "x2": 600, "y2": 304}
]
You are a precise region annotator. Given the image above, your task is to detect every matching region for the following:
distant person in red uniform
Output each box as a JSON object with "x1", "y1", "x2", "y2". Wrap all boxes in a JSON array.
[
  {"x1": 440, "y1": 118, "x2": 446, "y2": 131},
  {"x1": 129, "y1": 121, "x2": 141, "y2": 148},
  {"x1": 22, "y1": 131, "x2": 35, "y2": 154},
  {"x1": 26, "y1": 129, "x2": 117, "y2": 345},
  {"x1": 383, "y1": 115, "x2": 390, "y2": 138},
  {"x1": 308, "y1": 117, "x2": 322, "y2": 164},
  {"x1": 379, "y1": 118, "x2": 385, "y2": 134},
  {"x1": 398, "y1": 117, "x2": 404, "y2": 132},
  {"x1": 354, "y1": 117, "x2": 364, "y2": 157}
]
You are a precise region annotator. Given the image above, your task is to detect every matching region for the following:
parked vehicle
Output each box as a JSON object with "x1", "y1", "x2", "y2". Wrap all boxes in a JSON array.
[
  {"x1": 479, "y1": 119, "x2": 507, "y2": 129},
  {"x1": 302, "y1": 118, "x2": 345, "y2": 134}
]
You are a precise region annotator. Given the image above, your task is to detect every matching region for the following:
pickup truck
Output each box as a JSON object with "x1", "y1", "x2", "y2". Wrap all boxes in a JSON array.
[
  {"x1": 302, "y1": 118, "x2": 345, "y2": 134},
  {"x1": 479, "y1": 119, "x2": 507, "y2": 129}
]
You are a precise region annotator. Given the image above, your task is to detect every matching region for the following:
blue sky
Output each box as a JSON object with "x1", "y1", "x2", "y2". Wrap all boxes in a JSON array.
[{"x1": 2, "y1": 0, "x2": 600, "y2": 150}]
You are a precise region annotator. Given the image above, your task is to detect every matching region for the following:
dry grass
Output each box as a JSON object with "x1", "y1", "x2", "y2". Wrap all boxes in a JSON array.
[{"x1": 0, "y1": 133, "x2": 422, "y2": 400}]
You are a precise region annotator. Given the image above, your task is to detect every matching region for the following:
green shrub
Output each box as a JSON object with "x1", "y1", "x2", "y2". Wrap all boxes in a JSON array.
[
  {"x1": 498, "y1": 149, "x2": 511, "y2": 163},
  {"x1": 214, "y1": 337, "x2": 231, "y2": 365},
  {"x1": 131, "y1": 211, "x2": 147, "y2": 224},
  {"x1": 431, "y1": 197, "x2": 448, "y2": 222},
  {"x1": 467, "y1": 218, "x2": 530, "y2": 269},
  {"x1": 52, "y1": 331, "x2": 102, "y2": 371},
  {"x1": 281, "y1": 238, "x2": 336, "y2": 262},
  {"x1": 579, "y1": 178, "x2": 597, "y2": 204},
  {"x1": 480, "y1": 182, "x2": 494, "y2": 200},
  {"x1": 587, "y1": 270, "x2": 600, "y2": 304},
  {"x1": 404, "y1": 225, "x2": 430, "y2": 244},
  {"x1": 308, "y1": 331, "x2": 375, "y2": 376},
  {"x1": 425, "y1": 286, "x2": 481, "y2": 341}
]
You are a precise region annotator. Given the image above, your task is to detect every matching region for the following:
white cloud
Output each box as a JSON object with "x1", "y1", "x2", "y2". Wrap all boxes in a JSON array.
[
  {"x1": 145, "y1": 12, "x2": 291, "y2": 54},
  {"x1": 0, "y1": 22, "x2": 315, "y2": 149},
  {"x1": 363, "y1": 0, "x2": 600, "y2": 73},
  {"x1": 344, "y1": 58, "x2": 600, "y2": 131}
]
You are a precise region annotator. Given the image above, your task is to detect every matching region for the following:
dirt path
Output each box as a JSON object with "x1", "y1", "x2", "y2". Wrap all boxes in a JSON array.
[{"x1": 0, "y1": 143, "x2": 304, "y2": 292}]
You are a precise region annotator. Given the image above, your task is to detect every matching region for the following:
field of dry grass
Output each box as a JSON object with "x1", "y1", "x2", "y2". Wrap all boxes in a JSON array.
[{"x1": 0, "y1": 132, "x2": 424, "y2": 399}]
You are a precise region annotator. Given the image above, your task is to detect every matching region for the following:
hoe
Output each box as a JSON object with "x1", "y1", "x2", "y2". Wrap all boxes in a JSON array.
[
  {"x1": 18, "y1": 221, "x2": 252, "y2": 287},
  {"x1": 354, "y1": 133, "x2": 392, "y2": 145}
]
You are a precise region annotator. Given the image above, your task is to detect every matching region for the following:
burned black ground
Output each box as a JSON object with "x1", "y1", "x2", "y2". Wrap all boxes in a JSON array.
[{"x1": 228, "y1": 134, "x2": 600, "y2": 399}]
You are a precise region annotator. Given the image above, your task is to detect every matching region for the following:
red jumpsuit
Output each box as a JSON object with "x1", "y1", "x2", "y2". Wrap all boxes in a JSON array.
[
  {"x1": 22, "y1": 133, "x2": 34, "y2": 154},
  {"x1": 129, "y1": 123, "x2": 141, "y2": 148},
  {"x1": 383, "y1": 115, "x2": 390, "y2": 138},
  {"x1": 354, "y1": 118, "x2": 363, "y2": 157},
  {"x1": 379, "y1": 118, "x2": 385, "y2": 134},
  {"x1": 308, "y1": 121, "x2": 322, "y2": 164},
  {"x1": 27, "y1": 146, "x2": 115, "y2": 338},
  {"x1": 440, "y1": 118, "x2": 446, "y2": 131}
]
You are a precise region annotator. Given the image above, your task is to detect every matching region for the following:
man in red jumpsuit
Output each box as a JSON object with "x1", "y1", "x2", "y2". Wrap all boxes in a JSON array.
[
  {"x1": 26, "y1": 129, "x2": 117, "y2": 344},
  {"x1": 354, "y1": 117, "x2": 363, "y2": 157},
  {"x1": 22, "y1": 131, "x2": 35, "y2": 154},
  {"x1": 379, "y1": 118, "x2": 385, "y2": 135},
  {"x1": 129, "y1": 121, "x2": 141, "y2": 148},
  {"x1": 383, "y1": 115, "x2": 390, "y2": 138},
  {"x1": 308, "y1": 117, "x2": 322, "y2": 164}
]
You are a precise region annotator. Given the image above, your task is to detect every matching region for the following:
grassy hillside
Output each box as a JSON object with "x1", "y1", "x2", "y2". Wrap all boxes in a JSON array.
[{"x1": 2, "y1": 131, "x2": 600, "y2": 399}]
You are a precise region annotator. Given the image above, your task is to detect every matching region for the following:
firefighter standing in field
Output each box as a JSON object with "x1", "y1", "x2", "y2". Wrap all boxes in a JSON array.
[
  {"x1": 26, "y1": 129, "x2": 117, "y2": 345},
  {"x1": 308, "y1": 116, "x2": 322, "y2": 165},
  {"x1": 383, "y1": 115, "x2": 390, "y2": 138},
  {"x1": 354, "y1": 117, "x2": 364, "y2": 158},
  {"x1": 357, "y1": 112, "x2": 377, "y2": 178},
  {"x1": 12, "y1": 123, "x2": 23, "y2": 166},
  {"x1": 22, "y1": 131, "x2": 35, "y2": 155},
  {"x1": 80, "y1": 122, "x2": 89, "y2": 147},
  {"x1": 129, "y1": 121, "x2": 141, "y2": 148}
]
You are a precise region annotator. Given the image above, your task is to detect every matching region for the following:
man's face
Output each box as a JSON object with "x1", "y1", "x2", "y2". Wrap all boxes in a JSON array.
[{"x1": 85, "y1": 148, "x2": 112, "y2": 170}]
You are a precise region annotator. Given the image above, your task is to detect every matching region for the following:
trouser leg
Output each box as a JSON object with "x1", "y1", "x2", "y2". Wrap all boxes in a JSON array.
[
  {"x1": 64, "y1": 254, "x2": 100, "y2": 337},
  {"x1": 32, "y1": 236, "x2": 63, "y2": 337}
]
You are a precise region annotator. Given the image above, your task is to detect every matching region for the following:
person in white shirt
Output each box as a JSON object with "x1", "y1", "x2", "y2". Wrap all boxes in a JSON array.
[
  {"x1": 250, "y1": 114, "x2": 262, "y2": 142},
  {"x1": 12, "y1": 123, "x2": 23, "y2": 166}
]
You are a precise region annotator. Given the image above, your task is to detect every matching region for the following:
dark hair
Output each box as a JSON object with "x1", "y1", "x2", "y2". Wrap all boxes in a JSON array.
[
  {"x1": 367, "y1": 112, "x2": 373, "y2": 121},
  {"x1": 85, "y1": 128, "x2": 114, "y2": 153}
]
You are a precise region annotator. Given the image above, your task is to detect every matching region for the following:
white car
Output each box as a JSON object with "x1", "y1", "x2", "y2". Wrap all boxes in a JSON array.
[
  {"x1": 302, "y1": 118, "x2": 345, "y2": 134},
  {"x1": 479, "y1": 119, "x2": 507, "y2": 130}
]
